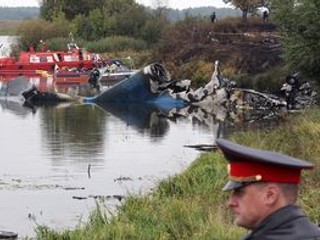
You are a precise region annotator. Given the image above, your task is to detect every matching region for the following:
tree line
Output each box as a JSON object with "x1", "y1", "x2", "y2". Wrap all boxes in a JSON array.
[{"x1": 16, "y1": 0, "x2": 166, "y2": 44}]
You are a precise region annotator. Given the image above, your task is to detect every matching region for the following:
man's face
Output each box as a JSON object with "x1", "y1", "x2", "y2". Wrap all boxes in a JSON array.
[{"x1": 227, "y1": 182, "x2": 269, "y2": 230}]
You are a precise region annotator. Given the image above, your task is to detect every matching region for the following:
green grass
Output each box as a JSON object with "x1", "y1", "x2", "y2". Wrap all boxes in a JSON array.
[{"x1": 31, "y1": 109, "x2": 320, "y2": 239}]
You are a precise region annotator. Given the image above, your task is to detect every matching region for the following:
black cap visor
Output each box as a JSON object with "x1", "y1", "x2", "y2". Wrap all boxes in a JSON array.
[
  {"x1": 223, "y1": 180, "x2": 246, "y2": 191},
  {"x1": 222, "y1": 180, "x2": 262, "y2": 191}
]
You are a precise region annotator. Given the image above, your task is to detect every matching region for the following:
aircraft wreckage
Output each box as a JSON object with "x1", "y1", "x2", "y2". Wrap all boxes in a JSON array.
[{"x1": 0, "y1": 61, "x2": 316, "y2": 121}]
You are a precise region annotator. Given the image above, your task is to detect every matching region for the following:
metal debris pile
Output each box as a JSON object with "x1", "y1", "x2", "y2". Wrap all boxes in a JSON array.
[{"x1": 148, "y1": 60, "x2": 316, "y2": 113}]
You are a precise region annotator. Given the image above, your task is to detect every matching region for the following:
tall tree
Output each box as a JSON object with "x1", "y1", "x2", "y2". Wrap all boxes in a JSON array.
[
  {"x1": 223, "y1": 0, "x2": 266, "y2": 19},
  {"x1": 40, "y1": 0, "x2": 106, "y2": 21},
  {"x1": 39, "y1": 0, "x2": 63, "y2": 21},
  {"x1": 271, "y1": 0, "x2": 320, "y2": 80}
]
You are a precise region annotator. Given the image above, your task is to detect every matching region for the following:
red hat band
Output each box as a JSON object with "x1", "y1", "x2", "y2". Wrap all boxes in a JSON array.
[{"x1": 230, "y1": 161, "x2": 302, "y2": 184}]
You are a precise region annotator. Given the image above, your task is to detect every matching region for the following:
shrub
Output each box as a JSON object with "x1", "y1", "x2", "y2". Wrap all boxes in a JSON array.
[{"x1": 85, "y1": 36, "x2": 149, "y2": 53}]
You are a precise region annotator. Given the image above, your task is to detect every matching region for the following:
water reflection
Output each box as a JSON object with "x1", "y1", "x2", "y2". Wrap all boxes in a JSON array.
[
  {"x1": 39, "y1": 104, "x2": 107, "y2": 164},
  {"x1": 96, "y1": 102, "x2": 170, "y2": 138},
  {"x1": 0, "y1": 98, "x2": 33, "y2": 117}
]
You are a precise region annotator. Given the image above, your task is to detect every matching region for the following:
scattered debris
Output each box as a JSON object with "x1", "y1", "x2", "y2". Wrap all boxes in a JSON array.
[
  {"x1": 184, "y1": 144, "x2": 219, "y2": 152},
  {"x1": 0, "y1": 231, "x2": 18, "y2": 240},
  {"x1": 72, "y1": 196, "x2": 87, "y2": 200},
  {"x1": 281, "y1": 72, "x2": 316, "y2": 110},
  {"x1": 87, "y1": 164, "x2": 91, "y2": 179},
  {"x1": 114, "y1": 176, "x2": 132, "y2": 182},
  {"x1": 63, "y1": 187, "x2": 85, "y2": 191},
  {"x1": 72, "y1": 194, "x2": 125, "y2": 202}
]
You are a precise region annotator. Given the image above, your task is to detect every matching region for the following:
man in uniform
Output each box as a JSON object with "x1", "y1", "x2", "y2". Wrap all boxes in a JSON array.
[{"x1": 216, "y1": 138, "x2": 320, "y2": 239}]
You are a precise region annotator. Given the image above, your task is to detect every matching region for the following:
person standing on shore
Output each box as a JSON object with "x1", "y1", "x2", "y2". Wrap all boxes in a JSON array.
[
  {"x1": 216, "y1": 138, "x2": 320, "y2": 240},
  {"x1": 263, "y1": 10, "x2": 269, "y2": 22},
  {"x1": 39, "y1": 39, "x2": 48, "y2": 52},
  {"x1": 210, "y1": 11, "x2": 216, "y2": 23},
  {"x1": 191, "y1": 27, "x2": 198, "y2": 43}
]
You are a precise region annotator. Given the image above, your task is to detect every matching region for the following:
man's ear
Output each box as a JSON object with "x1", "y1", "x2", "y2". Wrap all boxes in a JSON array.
[{"x1": 264, "y1": 183, "x2": 280, "y2": 205}]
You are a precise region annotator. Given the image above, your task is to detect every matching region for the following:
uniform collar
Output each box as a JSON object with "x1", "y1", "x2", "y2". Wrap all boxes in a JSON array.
[{"x1": 243, "y1": 205, "x2": 305, "y2": 239}]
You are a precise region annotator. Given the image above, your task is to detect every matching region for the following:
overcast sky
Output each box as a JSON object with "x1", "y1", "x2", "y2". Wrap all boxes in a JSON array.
[{"x1": 0, "y1": 0, "x2": 231, "y2": 9}]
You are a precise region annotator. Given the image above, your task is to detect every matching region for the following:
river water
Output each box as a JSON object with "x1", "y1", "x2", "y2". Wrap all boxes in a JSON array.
[
  {"x1": 0, "y1": 101, "x2": 220, "y2": 238},
  {"x1": 0, "y1": 36, "x2": 221, "y2": 238}
]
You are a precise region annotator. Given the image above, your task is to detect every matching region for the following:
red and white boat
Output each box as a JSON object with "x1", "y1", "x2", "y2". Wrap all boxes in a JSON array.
[{"x1": 0, "y1": 42, "x2": 100, "y2": 75}]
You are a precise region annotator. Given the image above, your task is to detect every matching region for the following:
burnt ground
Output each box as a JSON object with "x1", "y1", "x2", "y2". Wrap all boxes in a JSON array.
[{"x1": 153, "y1": 18, "x2": 283, "y2": 82}]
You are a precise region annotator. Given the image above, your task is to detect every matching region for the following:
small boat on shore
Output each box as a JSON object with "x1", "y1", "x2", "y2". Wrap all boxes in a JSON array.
[
  {"x1": 99, "y1": 59, "x2": 138, "y2": 81},
  {"x1": 29, "y1": 59, "x2": 137, "y2": 87},
  {"x1": 44, "y1": 69, "x2": 90, "y2": 84},
  {"x1": 51, "y1": 59, "x2": 137, "y2": 83}
]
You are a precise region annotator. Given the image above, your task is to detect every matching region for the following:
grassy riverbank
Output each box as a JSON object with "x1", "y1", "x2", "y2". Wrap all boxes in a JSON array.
[{"x1": 32, "y1": 109, "x2": 320, "y2": 240}]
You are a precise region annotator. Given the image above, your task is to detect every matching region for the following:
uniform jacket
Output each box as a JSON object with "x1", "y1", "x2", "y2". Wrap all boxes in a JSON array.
[{"x1": 243, "y1": 204, "x2": 320, "y2": 240}]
